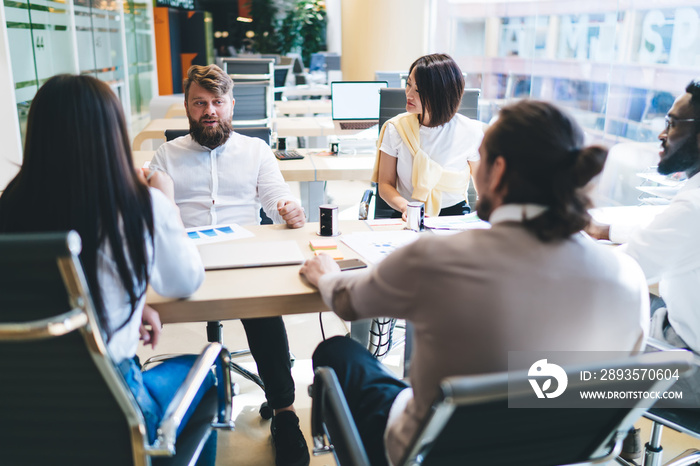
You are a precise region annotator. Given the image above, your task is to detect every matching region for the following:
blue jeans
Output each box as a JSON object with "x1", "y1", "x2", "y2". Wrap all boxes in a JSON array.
[{"x1": 118, "y1": 355, "x2": 218, "y2": 464}]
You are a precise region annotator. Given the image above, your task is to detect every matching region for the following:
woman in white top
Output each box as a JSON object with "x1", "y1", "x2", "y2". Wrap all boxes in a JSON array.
[
  {"x1": 374, "y1": 53, "x2": 484, "y2": 219},
  {"x1": 0, "y1": 75, "x2": 215, "y2": 463}
]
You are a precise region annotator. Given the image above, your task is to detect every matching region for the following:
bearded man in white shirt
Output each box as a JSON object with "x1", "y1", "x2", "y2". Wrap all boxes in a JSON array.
[
  {"x1": 586, "y1": 79, "x2": 700, "y2": 461},
  {"x1": 150, "y1": 65, "x2": 309, "y2": 466}
]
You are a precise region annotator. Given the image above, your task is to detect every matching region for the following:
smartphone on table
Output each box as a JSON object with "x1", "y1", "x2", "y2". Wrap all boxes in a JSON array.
[{"x1": 335, "y1": 258, "x2": 368, "y2": 271}]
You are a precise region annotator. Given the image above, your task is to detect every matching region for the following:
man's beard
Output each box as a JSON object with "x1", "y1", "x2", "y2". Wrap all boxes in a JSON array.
[
  {"x1": 658, "y1": 136, "x2": 700, "y2": 176},
  {"x1": 475, "y1": 195, "x2": 494, "y2": 222},
  {"x1": 189, "y1": 116, "x2": 234, "y2": 149}
]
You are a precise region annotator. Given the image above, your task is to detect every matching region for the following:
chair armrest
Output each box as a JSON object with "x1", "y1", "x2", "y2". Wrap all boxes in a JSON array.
[
  {"x1": 646, "y1": 337, "x2": 681, "y2": 352},
  {"x1": 645, "y1": 337, "x2": 700, "y2": 370},
  {"x1": 311, "y1": 367, "x2": 370, "y2": 466},
  {"x1": 0, "y1": 308, "x2": 87, "y2": 341},
  {"x1": 152, "y1": 343, "x2": 234, "y2": 454}
]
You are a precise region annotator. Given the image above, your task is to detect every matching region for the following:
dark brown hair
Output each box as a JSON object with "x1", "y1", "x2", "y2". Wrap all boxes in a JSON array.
[
  {"x1": 408, "y1": 53, "x2": 465, "y2": 127},
  {"x1": 0, "y1": 74, "x2": 154, "y2": 339},
  {"x1": 483, "y1": 100, "x2": 607, "y2": 241},
  {"x1": 184, "y1": 64, "x2": 234, "y2": 101},
  {"x1": 687, "y1": 79, "x2": 700, "y2": 125}
]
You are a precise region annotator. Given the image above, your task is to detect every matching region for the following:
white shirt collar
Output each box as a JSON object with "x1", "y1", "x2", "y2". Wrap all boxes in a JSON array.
[
  {"x1": 488, "y1": 203, "x2": 548, "y2": 225},
  {"x1": 681, "y1": 172, "x2": 700, "y2": 192}
]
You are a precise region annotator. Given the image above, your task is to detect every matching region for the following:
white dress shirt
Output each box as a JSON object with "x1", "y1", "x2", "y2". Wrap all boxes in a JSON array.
[
  {"x1": 150, "y1": 133, "x2": 296, "y2": 228},
  {"x1": 101, "y1": 188, "x2": 204, "y2": 363},
  {"x1": 378, "y1": 113, "x2": 483, "y2": 208},
  {"x1": 319, "y1": 203, "x2": 649, "y2": 465},
  {"x1": 613, "y1": 172, "x2": 700, "y2": 352}
]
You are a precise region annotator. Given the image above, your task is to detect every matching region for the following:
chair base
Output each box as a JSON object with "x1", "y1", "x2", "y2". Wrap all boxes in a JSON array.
[{"x1": 662, "y1": 449, "x2": 700, "y2": 466}]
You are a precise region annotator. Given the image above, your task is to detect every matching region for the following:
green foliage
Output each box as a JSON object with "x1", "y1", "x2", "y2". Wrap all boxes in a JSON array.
[
  {"x1": 296, "y1": 0, "x2": 327, "y2": 66},
  {"x1": 245, "y1": 0, "x2": 281, "y2": 54},
  {"x1": 277, "y1": 3, "x2": 302, "y2": 55},
  {"x1": 245, "y1": 0, "x2": 326, "y2": 64}
]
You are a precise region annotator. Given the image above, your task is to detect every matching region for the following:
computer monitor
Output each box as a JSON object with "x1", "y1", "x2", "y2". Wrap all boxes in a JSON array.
[
  {"x1": 310, "y1": 53, "x2": 325, "y2": 72},
  {"x1": 331, "y1": 81, "x2": 388, "y2": 134}
]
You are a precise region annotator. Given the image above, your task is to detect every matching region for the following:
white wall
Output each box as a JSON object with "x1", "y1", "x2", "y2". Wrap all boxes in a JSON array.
[
  {"x1": 341, "y1": 0, "x2": 429, "y2": 81},
  {"x1": 326, "y1": 0, "x2": 342, "y2": 54},
  {"x1": 0, "y1": 9, "x2": 22, "y2": 192}
]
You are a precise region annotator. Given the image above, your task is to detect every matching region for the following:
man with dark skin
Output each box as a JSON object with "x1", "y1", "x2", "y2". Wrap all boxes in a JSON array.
[{"x1": 587, "y1": 80, "x2": 700, "y2": 460}]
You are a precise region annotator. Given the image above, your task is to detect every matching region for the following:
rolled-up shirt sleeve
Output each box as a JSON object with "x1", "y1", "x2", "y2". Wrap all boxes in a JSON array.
[
  {"x1": 256, "y1": 143, "x2": 299, "y2": 224},
  {"x1": 149, "y1": 188, "x2": 205, "y2": 297},
  {"x1": 316, "y1": 239, "x2": 428, "y2": 322},
  {"x1": 618, "y1": 196, "x2": 699, "y2": 285}
]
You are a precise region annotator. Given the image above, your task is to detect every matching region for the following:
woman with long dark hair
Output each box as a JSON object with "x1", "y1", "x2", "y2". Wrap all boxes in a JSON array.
[
  {"x1": 373, "y1": 53, "x2": 484, "y2": 219},
  {"x1": 0, "y1": 75, "x2": 214, "y2": 461}
]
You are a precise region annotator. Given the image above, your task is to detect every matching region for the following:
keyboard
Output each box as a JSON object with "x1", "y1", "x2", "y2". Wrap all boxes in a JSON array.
[
  {"x1": 339, "y1": 121, "x2": 376, "y2": 130},
  {"x1": 274, "y1": 150, "x2": 304, "y2": 160}
]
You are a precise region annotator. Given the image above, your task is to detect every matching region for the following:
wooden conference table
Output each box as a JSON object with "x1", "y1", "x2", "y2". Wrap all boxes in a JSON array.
[{"x1": 146, "y1": 220, "x2": 384, "y2": 323}]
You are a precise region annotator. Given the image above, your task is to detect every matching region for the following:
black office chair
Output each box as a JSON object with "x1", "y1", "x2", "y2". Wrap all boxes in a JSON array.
[
  {"x1": 616, "y1": 338, "x2": 700, "y2": 466},
  {"x1": 0, "y1": 231, "x2": 234, "y2": 465},
  {"x1": 218, "y1": 58, "x2": 275, "y2": 128},
  {"x1": 274, "y1": 66, "x2": 292, "y2": 101},
  {"x1": 161, "y1": 126, "x2": 277, "y2": 419},
  {"x1": 311, "y1": 352, "x2": 694, "y2": 466}
]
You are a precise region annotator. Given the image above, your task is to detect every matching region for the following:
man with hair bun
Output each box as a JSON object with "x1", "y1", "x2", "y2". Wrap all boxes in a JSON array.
[
  {"x1": 150, "y1": 64, "x2": 309, "y2": 466},
  {"x1": 300, "y1": 100, "x2": 649, "y2": 466}
]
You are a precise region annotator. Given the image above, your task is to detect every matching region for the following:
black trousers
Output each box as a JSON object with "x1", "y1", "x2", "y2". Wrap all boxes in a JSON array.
[
  {"x1": 242, "y1": 316, "x2": 295, "y2": 410},
  {"x1": 313, "y1": 336, "x2": 409, "y2": 466}
]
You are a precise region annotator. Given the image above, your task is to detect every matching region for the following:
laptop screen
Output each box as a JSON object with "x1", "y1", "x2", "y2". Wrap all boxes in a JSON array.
[{"x1": 331, "y1": 81, "x2": 388, "y2": 120}]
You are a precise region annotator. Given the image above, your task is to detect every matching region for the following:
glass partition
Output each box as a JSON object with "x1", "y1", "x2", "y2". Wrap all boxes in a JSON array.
[{"x1": 440, "y1": 0, "x2": 700, "y2": 206}]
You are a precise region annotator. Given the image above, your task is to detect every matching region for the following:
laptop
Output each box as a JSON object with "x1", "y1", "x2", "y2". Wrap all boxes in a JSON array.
[
  {"x1": 197, "y1": 240, "x2": 305, "y2": 270},
  {"x1": 331, "y1": 81, "x2": 388, "y2": 134}
]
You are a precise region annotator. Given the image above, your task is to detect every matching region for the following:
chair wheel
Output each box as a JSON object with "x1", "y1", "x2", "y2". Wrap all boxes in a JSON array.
[{"x1": 260, "y1": 401, "x2": 273, "y2": 420}]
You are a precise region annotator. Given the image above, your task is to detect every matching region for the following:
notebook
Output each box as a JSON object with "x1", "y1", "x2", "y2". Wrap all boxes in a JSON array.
[
  {"x1": 197, "y1": 240, "x2": 305, "y2": 270},
  {"x1": 331, "y1": 81, "x2": 388, "y2": 134}
]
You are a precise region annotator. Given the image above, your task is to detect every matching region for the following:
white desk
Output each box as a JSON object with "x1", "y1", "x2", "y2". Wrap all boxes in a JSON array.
[
  {"x1": 273, "y1": 116, "x2": 335, "y2": 138},
  {"x1": 160, "y1": 100, "x2": 332, "y2": 119},
  {"x1": 280, "y1": 84, "x2": 331, "y2": 99},
  {"x1": 274, "y1": 99, "x2": 331, "y2": 115}
]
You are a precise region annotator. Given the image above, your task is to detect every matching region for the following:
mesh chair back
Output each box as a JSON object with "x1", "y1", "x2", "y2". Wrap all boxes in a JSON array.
[
  {"x1": 219, "y1": 58, "x2": 274, "y2": 79},
  {"x1": 0, "y1": 232, "x2": 142, "y2": 466},
  {"x1": 232, "y1": 81, "x2": 271, "y2": 125}
]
